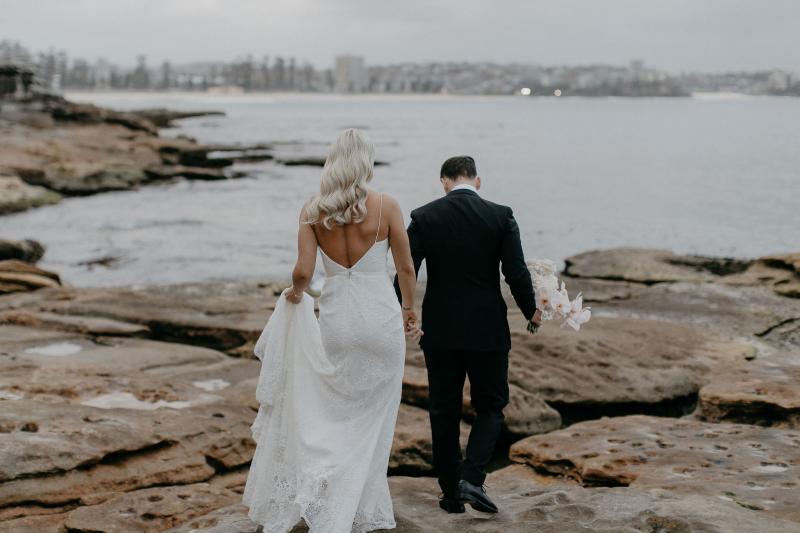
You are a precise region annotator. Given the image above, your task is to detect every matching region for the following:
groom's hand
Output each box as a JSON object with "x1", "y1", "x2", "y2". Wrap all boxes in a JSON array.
[{"x1": 527, "y1": 309, "x2": 543, "y2": 335}]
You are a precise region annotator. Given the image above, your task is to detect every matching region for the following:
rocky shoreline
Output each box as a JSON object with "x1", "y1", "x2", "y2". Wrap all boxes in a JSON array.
[
  {"x1": 0, "y1": 95, "x2": 359, "y2": 216},
  {"x1": 0, "y1": 245, "x2": 798, "y2": 532}
]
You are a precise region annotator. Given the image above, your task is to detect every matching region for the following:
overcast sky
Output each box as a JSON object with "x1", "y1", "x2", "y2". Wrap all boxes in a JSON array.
[{"x1": 2, "y1": 0, "x2": 797, "y2": 72}]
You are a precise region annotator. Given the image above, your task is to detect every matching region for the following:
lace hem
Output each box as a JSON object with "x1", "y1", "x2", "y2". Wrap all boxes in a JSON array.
[{"x1": 245, "y1": 505, "x2": 396, "y2": 533}]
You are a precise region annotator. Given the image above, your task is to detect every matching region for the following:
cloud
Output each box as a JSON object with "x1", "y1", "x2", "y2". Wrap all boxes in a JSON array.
[{"x1": 0, "y1": 0, "x2": 796, "y2": 71}]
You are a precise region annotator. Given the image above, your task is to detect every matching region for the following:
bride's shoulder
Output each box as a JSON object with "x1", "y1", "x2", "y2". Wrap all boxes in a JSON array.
[
  {"x1": 299, "y1": 196, "x2": 317, "y2": 223},
  {"x1": 372, "y1": 191, "x2": 401, "y2": 212}
]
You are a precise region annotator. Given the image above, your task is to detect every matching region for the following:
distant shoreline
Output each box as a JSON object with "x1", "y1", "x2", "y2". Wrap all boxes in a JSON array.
[{"x1": 64, "y1": 90, "x2": 792, "y2": 103}]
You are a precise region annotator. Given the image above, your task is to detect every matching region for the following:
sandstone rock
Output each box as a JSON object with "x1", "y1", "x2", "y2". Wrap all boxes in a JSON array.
[
  {"x1": 556, "y1": 276, "x2": 644, "y2": 303},
  {"x1": 720, "y1": 254, "x2": 800, "y2": 299},
  {"x1": 128, "y1": 108, "x2": 225, "y2": 128},
  {"x1": 0, "y1": 325, "x2": 229, "y2": 371},
  {"x1": 506, "y1": 316, "x2": 753, "y2": 422},
  {"x1": 390, "y1": 470, "x2": 800, "y2": 533},
  {"x1": 0, "y1": 400, "x2": 254, "y2": 508},
  {"x1": 565, "y1": 247, "x2": 800, "y2": 301},
  {"x1": 564, "y1": 248, "x2": 750, "y2": 284},
  {"x1": 510, "y1": 415, "x2": 800, "y2": 522},
  {"x1": 0, "y1": 281, "x2": 277, "y2": 353},
  {"x1": 164, "y1": 504, "x2": 260, "y2": 533},
  {"x1": 759, "y1": 318, "x2": 800, "y2": 348},
  {"x1": 47, "y1": 98, "x2": 158, "y2": 134},
  {"x1": 41, "y1": 161, "x2": 147, "y2": 194},
  {"x1": 0, "y1": 259, "x2": 61, "y2": 293},
  {"x1": 0, "y1": 238, "x2": 45, "y2": 262},
  {"x1": 0, "y1": 98, "x2": 243, "y2": 201},
  {"x1": 63, "y1": 483, "x2": 240, "y2": 533},
  {"x1": 0, "y1": 175, "x2": 60, "y2": 214},
  {"x1": 0, "y1": 512, "x2": 68, "y2": 533},
  {"x1": 698, "y1": 353, "x2": 800, "y2": 428},
  {"x1": 594, "y1": 279, "x2": 800, "y2": 343},
  {"x1": 0, "y1": 309, "x2": 151, "y2": 336},
  {"x1": 89, "y1": 466, "x2": 800, "y2": 533}
]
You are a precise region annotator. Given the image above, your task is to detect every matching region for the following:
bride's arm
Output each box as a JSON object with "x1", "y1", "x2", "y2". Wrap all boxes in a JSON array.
[
  {"x1": 287, "y1": 205, "x2": 317, "y2": 304},
  {"x1": 385, "y1": 196, "x2": 420, "y2": 335}
]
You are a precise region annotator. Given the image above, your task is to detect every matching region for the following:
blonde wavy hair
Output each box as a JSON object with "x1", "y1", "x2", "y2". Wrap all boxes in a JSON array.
[{"x1": 305, "y1": 129, "x2": 375, "y2": 229}]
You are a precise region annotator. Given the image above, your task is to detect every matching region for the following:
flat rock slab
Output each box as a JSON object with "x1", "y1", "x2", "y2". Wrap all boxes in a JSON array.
[
  {"x1": 698, "y1": 353, "x2": 800, "y2": 428},
  {"x1": 0, "y1": 399, "x2": 254, "y2": 509},
  {"x1": 507, "y1": 316, "x2": 753, "y2": 415},
  {"x1": 165, "y1": 504, "x2": 260, "y2": 533},
  {"x1": 0, "y1": 175, "x2": 61, "y2": 216},
  {"x1": 0, "y1": 325, "x2": 230, "y2": 371},
  {"x1": 0, "y1": 259, "x2": 61, "y2": 294},
  {"x1": 564, "y1": 247, "x2": 800, "y2": 301},
  {"x1": 510, "y1": 415, "x2": 800, "y2": 522},
  {"x1": 595, "y1": 280, "x2": 800, "y2": 343},
  {"x1": 0, "y1": 281, "x2": 281, "y2": 352},
  {"x1": 564, "y1": 248, "x2": 747, "y2": 284},
  {"x1": 165, "y1": 466, "x2": 800, "y2": 533},
  {"x1": 0, "y1": 308, "x2": 151, "y2": 336},
  {"x1": 63, "y1": 482, "x2": 240, "y2": 533}
]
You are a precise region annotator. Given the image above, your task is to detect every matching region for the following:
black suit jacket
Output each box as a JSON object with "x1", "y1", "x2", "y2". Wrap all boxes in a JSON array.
[{"x1": 395, "y1": 189, "x2": 536, "y2": 352}]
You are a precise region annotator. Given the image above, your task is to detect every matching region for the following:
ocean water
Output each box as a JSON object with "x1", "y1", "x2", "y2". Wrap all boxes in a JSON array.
[{"x1": 3, "y1": 92, "x2": 799, "y2": 287}]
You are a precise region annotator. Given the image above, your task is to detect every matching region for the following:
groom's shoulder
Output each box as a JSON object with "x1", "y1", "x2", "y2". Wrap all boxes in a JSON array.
[
  {"x1": 480, "y1": 197, "x2": 513, "y2": 215},
  {"x1": 410, "y1": 196, "x2": 448, "y2": 219},
  {"x1": 411, "y1": 195, "x2": 512, "y2": 220}
]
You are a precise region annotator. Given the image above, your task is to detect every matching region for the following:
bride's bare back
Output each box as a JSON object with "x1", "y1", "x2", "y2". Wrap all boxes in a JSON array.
[{"x1": 312, "y1": 190, "x2": 389, "y2": 269}]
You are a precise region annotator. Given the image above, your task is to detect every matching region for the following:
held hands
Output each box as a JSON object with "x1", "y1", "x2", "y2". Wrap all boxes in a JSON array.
[
  {"x1": 527, "y1": 308, "x2": 543, "y2": 335},
  {"x1": 403, "y1": 308, "x2": 423, "y2": 341}
]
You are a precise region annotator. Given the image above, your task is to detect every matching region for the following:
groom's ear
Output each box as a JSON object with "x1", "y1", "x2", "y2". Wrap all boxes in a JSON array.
[{"x1": 475, "y1": 176, "x2": 482, "y2": 190}]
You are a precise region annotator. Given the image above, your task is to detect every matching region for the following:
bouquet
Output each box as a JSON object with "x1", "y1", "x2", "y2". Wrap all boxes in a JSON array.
[{"x1": 526, "y1": 259, "x2": 591, "y2": 332}]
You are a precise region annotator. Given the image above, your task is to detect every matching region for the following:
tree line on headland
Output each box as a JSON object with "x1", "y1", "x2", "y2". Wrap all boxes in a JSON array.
[{"x1": 2, "y1": 39, "x2": 798, "y2": 97}]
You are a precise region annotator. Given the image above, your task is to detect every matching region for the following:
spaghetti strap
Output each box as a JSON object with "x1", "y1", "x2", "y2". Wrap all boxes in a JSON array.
[{"x1": 374, "y1": 193, "x2": 384, "y2": 244}]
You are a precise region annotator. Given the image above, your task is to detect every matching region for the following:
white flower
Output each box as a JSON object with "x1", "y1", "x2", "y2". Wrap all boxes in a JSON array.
[
  {"x1": 527, "y1": 258, "x2": 592, "y2": 332},
  {"x1": 552, "y1": 281, "x2": 571, "y2": 317},
  {"x1": 535, "y1": 286, "x2": 552, "y2": 311},
  {"x1": 564, "y1": 292, "x2": 592, "y2": 331}
]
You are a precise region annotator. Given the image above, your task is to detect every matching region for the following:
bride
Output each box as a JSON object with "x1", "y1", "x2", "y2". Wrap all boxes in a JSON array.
[{"x1": 243, "y1": 129, "x2": 420, "y2": 533}]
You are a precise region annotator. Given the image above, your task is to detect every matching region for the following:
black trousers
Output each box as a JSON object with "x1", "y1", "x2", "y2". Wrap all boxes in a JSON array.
[{"x1": 423, "y1": 348, "x2": 509, "y2": 495}]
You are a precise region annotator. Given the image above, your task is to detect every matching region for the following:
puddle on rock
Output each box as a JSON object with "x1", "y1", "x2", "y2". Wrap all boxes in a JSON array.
[
  {"x1": 81, "y1": 391, "x2": 193, "y2": 410},
  {"x1": 24, "y1": 342, "x2": 83, "y2": 357},
  {"x1": 192, "y1": 379, "x2": 230, "y2": 391}
]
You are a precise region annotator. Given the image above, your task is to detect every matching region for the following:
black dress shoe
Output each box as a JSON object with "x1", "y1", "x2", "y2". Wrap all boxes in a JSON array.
[
  {"x1": 438, "y1": 493, "x2": 466, "y2": 514},
  {"x1": 457, "y1": 480, "x2": 498, "y2": 513}
]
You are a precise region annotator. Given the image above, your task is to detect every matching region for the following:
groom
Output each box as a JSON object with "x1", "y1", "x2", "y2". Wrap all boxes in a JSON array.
[{"x1": 395, "y1": 156, "x2": 541, "y2": 514}]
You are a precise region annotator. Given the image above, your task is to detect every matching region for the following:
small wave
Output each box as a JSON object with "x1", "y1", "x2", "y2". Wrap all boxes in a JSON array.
[{"x1": 99, "y1": 219, "x2": 205, "y2": 231}]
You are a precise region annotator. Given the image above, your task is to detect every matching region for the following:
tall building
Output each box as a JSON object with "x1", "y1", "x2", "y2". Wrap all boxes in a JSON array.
[{"x1": 335, "y1": 55, "x2": 366, "y2": 93}]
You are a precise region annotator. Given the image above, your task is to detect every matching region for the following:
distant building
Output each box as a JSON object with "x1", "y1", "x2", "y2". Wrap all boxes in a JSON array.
[
  {"x1": 335, "y1": 55, "x2": 366, "y2": 93},
  {"x1": 0, "y1": 63, "x2": 34, "y2": 99}
]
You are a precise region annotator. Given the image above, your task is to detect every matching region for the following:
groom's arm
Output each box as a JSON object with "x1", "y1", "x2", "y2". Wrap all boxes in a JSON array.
[
  {"x1": 394, "y1": 213, "x2": 425, "y2": 302},
  {"x1": 500, "y1": 207, "x2": 536, "y2": 321}
]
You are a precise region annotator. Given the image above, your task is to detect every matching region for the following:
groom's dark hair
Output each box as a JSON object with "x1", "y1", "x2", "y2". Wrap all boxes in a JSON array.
[{"x1": 440, "y1": 156, "x2": 477, "y2": 180}]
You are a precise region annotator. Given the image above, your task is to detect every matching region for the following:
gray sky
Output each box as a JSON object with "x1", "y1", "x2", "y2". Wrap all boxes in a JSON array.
[{"x1": 2, "y1": 0, "x2": 798, "y2": 72}]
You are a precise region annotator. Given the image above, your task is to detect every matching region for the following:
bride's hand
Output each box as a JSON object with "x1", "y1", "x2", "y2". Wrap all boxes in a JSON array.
[
  {"x1": 284, "y1": 287, "x2": 303, "y2": 304},
  {"x1": 403, "y1": 309, "x2": 423, "y2": 340}
]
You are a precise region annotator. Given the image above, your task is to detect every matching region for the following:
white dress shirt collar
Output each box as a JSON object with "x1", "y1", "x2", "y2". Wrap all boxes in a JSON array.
[{"x1": 451, "y1": 183, "x2": 479, "y2": 195}]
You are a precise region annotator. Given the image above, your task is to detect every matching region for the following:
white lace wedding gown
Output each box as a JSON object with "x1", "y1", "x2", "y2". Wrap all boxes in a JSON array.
[{"x1": 243, "y1": 231, "x2": 406, "y2": 532}]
